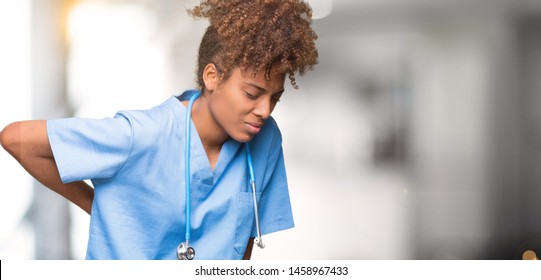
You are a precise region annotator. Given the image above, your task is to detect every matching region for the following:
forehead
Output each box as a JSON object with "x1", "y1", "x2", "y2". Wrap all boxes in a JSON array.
[{"x1": 230, "y1": 68, "x2": 286, "y2": 89}]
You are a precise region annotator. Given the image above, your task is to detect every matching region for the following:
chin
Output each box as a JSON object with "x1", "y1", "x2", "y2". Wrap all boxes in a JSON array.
[{"x1": 231, "y1": 133, "x2": 254, "y2": 143}]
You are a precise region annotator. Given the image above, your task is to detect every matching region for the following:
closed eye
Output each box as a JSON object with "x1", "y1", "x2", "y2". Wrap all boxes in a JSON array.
[{"x1": 245, "y1": 91, "x2": 257, "y2": 100}]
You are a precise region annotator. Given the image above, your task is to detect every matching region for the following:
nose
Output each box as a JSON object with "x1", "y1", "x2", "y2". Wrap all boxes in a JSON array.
[{"x1": 253, "y1": 96, "x2": 273, "y2": 120}]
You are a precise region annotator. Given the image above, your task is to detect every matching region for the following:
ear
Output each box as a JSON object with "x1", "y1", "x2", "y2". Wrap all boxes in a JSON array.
[{"x1": 202, "y1": 63, "x2": 219, "y2": 92}]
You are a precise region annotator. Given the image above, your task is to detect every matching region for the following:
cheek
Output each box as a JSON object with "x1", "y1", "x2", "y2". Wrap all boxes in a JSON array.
[
  {"x1": 213, "y1": 89, "x2": 249, "y2": 124},
  {"x1": 224, "y1": 91, "x2": 252, "y2": 116}
]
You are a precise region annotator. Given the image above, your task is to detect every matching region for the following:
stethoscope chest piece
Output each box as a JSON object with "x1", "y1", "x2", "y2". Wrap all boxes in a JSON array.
[{"x1": 177, "y1": 242, "x2": 195, "y2": 260}]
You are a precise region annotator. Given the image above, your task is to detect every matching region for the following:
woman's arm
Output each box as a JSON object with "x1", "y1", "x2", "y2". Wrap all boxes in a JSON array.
[{"x1": 0, "y1": 120, "x2": 94, "y2": 214}]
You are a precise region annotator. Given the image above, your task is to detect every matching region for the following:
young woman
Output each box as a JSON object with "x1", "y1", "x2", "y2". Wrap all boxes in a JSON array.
[{"x1": 0, "y1": 0, "x2": 318, "y2": 260}]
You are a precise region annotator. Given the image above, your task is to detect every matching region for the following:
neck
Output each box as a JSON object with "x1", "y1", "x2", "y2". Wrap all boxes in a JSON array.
[{"x1": 189, "y1": 94, "x2": 229, "y2": 167}]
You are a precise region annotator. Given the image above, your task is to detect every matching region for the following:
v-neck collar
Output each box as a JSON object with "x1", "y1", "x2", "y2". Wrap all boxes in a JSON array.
[{"x1": 212, "y1": 138, "x2": 241, "y2": 182}]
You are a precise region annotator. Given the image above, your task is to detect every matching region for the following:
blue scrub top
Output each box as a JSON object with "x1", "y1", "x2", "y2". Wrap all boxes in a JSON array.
[{"x1": 46, "y1": 90, "x2": 294, "y2": 259}]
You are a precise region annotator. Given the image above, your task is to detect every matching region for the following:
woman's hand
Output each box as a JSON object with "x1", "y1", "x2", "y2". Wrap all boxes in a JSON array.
[{"x1": 243, "y1": 237, "x2": 254, "y2": 260}]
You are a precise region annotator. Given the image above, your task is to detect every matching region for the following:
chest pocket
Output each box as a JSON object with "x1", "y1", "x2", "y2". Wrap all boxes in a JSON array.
[{"x1": 234, "y1": 191, "x2": 261, "y2": 254}]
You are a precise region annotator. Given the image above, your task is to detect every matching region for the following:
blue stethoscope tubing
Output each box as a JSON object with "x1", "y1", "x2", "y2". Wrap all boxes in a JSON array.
[{"x1": 177, "y1": 92, "x2": 264, "y2": 260}]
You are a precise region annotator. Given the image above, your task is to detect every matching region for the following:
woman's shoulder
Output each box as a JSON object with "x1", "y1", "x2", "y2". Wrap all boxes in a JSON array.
[
  {"x1": 116, "y1": 96, "x2": 183, "y2": 143},
  {"x1": 250, "y1": 116, "x2": 283, "y2": 158},
  {"x1": 259, "y1": 116, "x2": 282, "y2": 140},
  {"x1": 118, "y1": 96, "x2": 180, "y2": 125}
]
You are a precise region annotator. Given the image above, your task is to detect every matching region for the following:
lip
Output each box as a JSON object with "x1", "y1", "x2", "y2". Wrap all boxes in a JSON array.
[{"x1": 245, "y1": 122, "x2": 263, "y2": 134}]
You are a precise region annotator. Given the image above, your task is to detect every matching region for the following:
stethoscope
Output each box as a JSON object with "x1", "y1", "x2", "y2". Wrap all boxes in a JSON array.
[{"x1": 177, "y1": 92, "x2": 265, "y2": 260}]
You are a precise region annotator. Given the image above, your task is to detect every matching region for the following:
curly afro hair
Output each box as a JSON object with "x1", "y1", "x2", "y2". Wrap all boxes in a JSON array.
[{"x1": 188, "y1": 0, "x2": 319, "y2": 90}]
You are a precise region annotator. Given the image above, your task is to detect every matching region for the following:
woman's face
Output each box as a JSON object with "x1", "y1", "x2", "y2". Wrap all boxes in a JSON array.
[{"x1": 206, "y1": 67, "x2": 286, "y2": 143}]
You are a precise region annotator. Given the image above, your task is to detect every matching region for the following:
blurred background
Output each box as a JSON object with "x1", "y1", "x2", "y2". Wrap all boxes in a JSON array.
[{"x1": 1, "y1": 0, "x2": 540, "y2": 260}]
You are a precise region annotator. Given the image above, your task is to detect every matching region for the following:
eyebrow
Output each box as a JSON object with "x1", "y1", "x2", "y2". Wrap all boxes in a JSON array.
[{"x1": 244, "y1": 82, "x2": 285, "y2": 95}]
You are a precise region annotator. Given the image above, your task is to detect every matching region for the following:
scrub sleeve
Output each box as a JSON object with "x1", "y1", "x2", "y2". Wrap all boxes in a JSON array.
[{"x1": 47, "y1": 113, "x2": 132, "y2": 183}]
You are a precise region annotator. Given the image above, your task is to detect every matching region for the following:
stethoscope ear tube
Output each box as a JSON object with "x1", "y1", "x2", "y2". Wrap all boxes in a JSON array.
[
  {"x1": 252, "y1": 182, "x2": 265, "y2": 249},
  {"x1": 246, "y1": 144, "x2": 264, "y2": 249}
]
